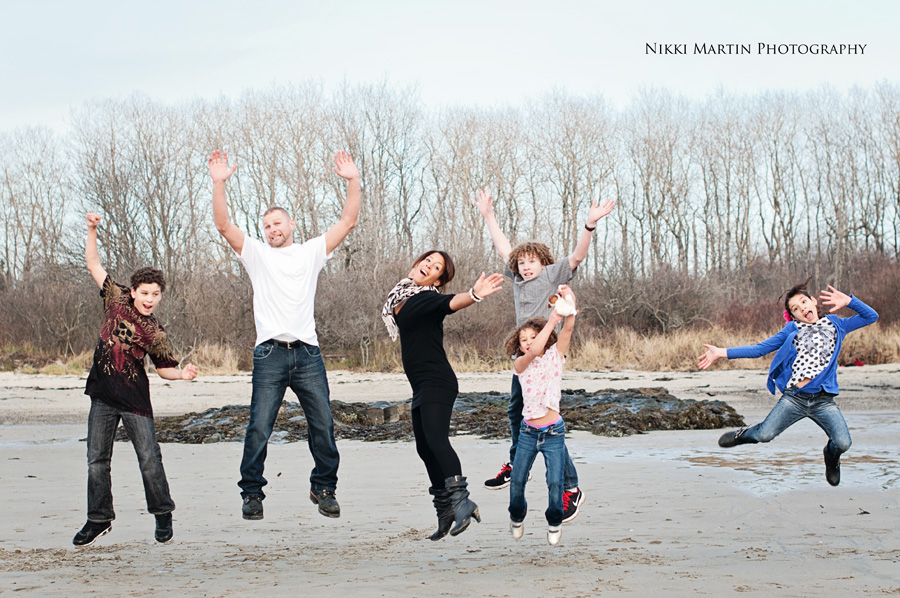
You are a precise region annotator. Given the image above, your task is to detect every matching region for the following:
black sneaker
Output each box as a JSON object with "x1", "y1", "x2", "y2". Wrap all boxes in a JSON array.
[
  {"x1": 155, "y1": 513, "x2": 173, "y2": 543},
  {"x1": 242, "y1": 495, "x2": 264, "y2": 520},
  {"x1": 484, "y1": 462, "x2": 513, "y2": 489},
  {"x1": 824, "y1": 446, "x2": 841, "y2": 486},
  {"x1": 73, "y1": 520, "x2": 111, "y2": 546},
  {"x1": 309, "y1": 489, "x2": 341, "y2": 518},
  {"x1": 718, "y1": 426, "x2": 749, "y2": 448},
  {"x1": 562, "y1": 488, "x2": 585, "y2": 523}
]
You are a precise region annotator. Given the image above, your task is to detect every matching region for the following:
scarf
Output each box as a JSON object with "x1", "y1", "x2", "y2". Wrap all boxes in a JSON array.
[{"x1": 381, "y1": 278, "x2": 438, "y2": 341}]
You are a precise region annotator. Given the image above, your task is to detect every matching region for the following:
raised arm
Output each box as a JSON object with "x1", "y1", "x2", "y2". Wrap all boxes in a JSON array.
[
  {"x1": 448, "y1": 272, "x2": 504, "y2": 311},
  {"x1": 514, "y1": 310, "x2": 564, "y2": 374},
  {"x1": 324, "y1": 151, "x2": 361, "y2": 255},
  {"x1": 208, "y1": 150, "x2": 245, "y2": 254},
  {"x1": 553, "y1": 285, "x2": 577, "y2": 356},
  {"x1": 85, "y1": 213, "x2": 108, "y2": 288},
  {"x1": 474, "y1": 189, "x2": 513, "y2": 264},
  {"x1": 821, "y1": 286, "x2": 879, "y2": 333},
  {"x1": 568, "y1": 198, "x2": 616, "y2": 270}
]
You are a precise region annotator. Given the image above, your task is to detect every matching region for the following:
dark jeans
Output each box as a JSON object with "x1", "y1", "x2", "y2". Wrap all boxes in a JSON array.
[
  {"x1": 508, "y1": 374, "x2": 579, "y2": 489},
  {"x1": 239, "y1": 340, "x2": 339, "y2": 499},
  {"x1": 509, "y1": 420, "x2": 567, "y2": 527},
  {"x1": 86, "y1": 398, "x2": 174, "y2": 522},
  {"x1": 743, "y1": 386, "x2": 852, "y2": 456}
]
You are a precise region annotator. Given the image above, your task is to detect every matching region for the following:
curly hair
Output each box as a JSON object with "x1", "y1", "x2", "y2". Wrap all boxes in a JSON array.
[
  {"x1": 130, "y1": 267, "x2": 166, "y2": 293},
  {"x1": 504, "y1": 317, "x2": 558, "y2": 357},
  {"x1": 507, "y1": 242, "x2": 555, "y2": 276},
  {"x1": 781, "y1": 276, "x2": 814, "y2": 316},
  {"x1": 410, "y1": 250, "x2": 455, "y2": 292}
]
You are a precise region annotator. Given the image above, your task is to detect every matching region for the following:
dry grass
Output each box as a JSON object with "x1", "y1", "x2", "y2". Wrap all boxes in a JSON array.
[
  {"x1": 841, "y1": 322, "x2": 900, "y2": 365},
  {"x1": 568, "y1": 327, "x2": 775, "y2": 372},
  {"x1": 185, "y1": 342, "x2": 243, "y2": 376},
  {"x1": 4, "y1": 323, "x2": 899, "y2": 375}
]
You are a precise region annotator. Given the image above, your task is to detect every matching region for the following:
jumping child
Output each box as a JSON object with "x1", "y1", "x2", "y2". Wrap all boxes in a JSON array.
[
  {"x1": 698, "y1": 280, "x2": 878, "y2": 486},
  {"x1": 74, "y1": 213, "x2": 198, "y2": 546},
  {"x1": 475, "y1": 188, "x2": 614, "y2": 523},
  {"x1": 507, "y1": 285, "x2": 577, "y2": 546}
]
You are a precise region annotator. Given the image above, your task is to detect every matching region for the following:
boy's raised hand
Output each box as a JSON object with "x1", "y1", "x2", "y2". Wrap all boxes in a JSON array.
[
  {"x1": 87, "y1": 213, "x2": 101, "y2": 230},
  {"x1": 333, "y1": 151, "x2": 359, "y2": 180},
  {"x1": 587, "y1": 198, "x2": 616, "y2": 227},
  {"x1": 820, "y1": 285, "x2": 851, "y2": 313},
  {"x1": 208, "y1": 150, "x2": 237, "y2": 183},
  {"x1": 474, "y1": 189, "x2": 494, "y2": 218}
]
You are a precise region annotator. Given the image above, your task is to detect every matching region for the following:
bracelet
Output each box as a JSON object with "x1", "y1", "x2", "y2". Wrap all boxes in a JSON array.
[
  {"x1": 469, "y1": 288, "x2": 483, "y2": 303},
  {"x1": 584, "y1": 223, "x2": 596, "y2": 232}
]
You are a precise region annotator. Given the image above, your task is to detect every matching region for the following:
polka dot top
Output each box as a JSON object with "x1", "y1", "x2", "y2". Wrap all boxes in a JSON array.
[{"x1": 788, "y1": 318, "x2": 837, "y2": 388}]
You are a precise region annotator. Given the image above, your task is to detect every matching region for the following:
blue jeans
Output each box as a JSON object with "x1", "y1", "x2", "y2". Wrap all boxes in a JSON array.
[
  {"x1": 508, "y1": 420, "x2": 567, "y2": 527},
  {"x1": 743, "y1": 387, "x2": 852, "y2": 456},
  {"x1": 86, "y1": 398, "x2": 174, "y2": 522},
  {"x1": 508, "y1": 374, "x2": 579, "y2": 489},
  {"x1": 239, "y1": 340, "x2": 339, "y2": 499}
]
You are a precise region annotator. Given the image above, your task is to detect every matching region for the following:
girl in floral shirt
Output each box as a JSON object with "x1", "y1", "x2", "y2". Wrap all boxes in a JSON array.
[{"x1": 506, "y1": 285, "x2": 577, "y2": 546}]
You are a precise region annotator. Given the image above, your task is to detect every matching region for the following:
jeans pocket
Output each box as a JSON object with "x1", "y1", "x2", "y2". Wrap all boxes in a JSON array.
[
  {"x1": 253, "y1": 343, "x2": 274, "y2": 361},
  {"x1": 302, "y1": 343, "x2": 321, "y2": 358}
]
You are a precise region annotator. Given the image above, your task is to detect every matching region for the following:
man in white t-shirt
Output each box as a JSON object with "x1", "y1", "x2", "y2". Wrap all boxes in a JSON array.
[{"x1": 208, "y1": 149, "x2": 361, "y2": 520}]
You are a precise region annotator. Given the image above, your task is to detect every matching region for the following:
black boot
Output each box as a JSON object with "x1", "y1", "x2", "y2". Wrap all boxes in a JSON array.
[
  {"x1": 444, "y1": 475, "x2": 481, "y2": 536},
  {"x1": 718, "y1": 426, "x2": 756, "y2": 448},
  {"x1": 824, "y1": 442, "x2": 841, "y2": 486},
  {"x1": 428, "y1": 487, "x2": 454, "y2": 541}
]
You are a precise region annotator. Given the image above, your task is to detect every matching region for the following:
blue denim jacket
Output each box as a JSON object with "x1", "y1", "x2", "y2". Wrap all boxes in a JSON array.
[{"x1": 726, "y1": 296, "x2": 878, "y2": 395}]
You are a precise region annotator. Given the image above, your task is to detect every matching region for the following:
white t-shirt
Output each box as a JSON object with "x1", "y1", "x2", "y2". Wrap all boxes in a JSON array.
[{"x1": 238, "y1": 235, "x2": 332, "y2": 347}]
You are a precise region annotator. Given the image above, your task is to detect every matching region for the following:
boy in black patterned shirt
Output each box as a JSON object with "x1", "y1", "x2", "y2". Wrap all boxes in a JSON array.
[{"x1": 74, "y1": 213, "x2": 198, "y2": 547}]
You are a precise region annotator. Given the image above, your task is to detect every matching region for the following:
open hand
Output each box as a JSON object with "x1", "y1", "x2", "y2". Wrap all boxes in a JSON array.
[
  {"x1": 586, "y1": 198, "x2": 616, "y2": 227},
  {"x1": 474, "y1": 189, "x2": 494, "y2": 218},
  {"x1": 472, "y1": 272, "x2": 504, "y2": 299},
  {"x1": 208, "y1": 150, "x2": 237, "y2": 183},
  {"x1": 333, "y1": 151, "x2": 359, "y2": 180},
  {"x1": 698, "y1": 344, "x2": 726, "y2": 370},
  {"x1": 820, "y1": 285, "x2": 851, "y2": 313}
]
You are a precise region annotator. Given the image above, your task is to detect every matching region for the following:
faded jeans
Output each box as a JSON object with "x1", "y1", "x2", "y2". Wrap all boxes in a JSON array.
[
  {"x1": 239, "y1": 340, "x2": 339, "y2": 499},
  {"x1": 509, "y1": 374, "x2": 579, "y2": 489},
  {"x1": 742, "y1": 386, "x2": 852, "y2": 457},
  {"x1": 508, "y1": 419, "x2": 567, "y2": 527},
  {"x1": 86, "y1": 398, "x2": 174, "y2": 522}
]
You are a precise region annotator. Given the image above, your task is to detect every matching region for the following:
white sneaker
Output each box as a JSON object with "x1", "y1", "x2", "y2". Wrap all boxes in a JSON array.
[
  {"x1": 547, "y1": 525, "x2": 562, "y2": 546},
  {"x1": 510, "y1": 520, "x2": 524, "y2": 540}
]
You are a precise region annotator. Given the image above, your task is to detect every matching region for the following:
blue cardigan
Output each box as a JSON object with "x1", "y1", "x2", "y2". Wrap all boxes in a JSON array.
[{"x1": 726, "y1": 296, "x2": 878, "y2": 395}]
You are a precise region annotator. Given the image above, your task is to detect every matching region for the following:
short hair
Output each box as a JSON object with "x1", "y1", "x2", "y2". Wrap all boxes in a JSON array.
[
  {"x1": 507, "y1": 242, "x2": 555, "y2": 276},
  {"x1": 504, "y1": 317, "x2": 557, "y2": 357},
  {"x1": 410, "y1": 250, "x2": 455, "y2": 292},
  {"x1": 781, "y1": 276, "x2": 814, "y2": 316},
  {"x1": 263, "y1": 206, "x2": 292, "y2": 220},
  {"x1": 130, "y1": 267, "x2": 166, "y2": 292}
]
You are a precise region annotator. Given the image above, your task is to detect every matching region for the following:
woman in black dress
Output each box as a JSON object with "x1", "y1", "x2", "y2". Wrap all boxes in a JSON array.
[{"x1": 382, "y1": 250, "x2": 503, "y2": 539}]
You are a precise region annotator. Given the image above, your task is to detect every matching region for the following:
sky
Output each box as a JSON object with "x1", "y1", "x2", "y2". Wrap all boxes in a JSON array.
[{"x1": 0, "y1": 0, "x2": 896, "y2": 131}]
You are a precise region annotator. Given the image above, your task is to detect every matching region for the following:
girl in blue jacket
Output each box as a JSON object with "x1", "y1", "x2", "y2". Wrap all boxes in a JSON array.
[{"x1": 698, "y1": 280, "x2": 878, "y2": 486}]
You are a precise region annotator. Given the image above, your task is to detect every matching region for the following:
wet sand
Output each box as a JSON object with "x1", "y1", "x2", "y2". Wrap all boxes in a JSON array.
[{"x1": 1, "y1": 367, "x2": 899, "y2": 596}]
